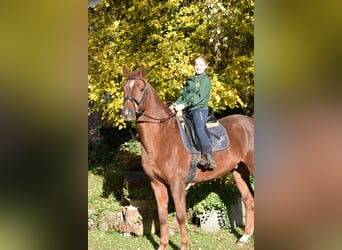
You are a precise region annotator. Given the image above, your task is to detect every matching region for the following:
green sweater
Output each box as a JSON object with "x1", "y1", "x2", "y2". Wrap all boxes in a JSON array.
[{"x1": 175, "y1": 73, "x2": 211, "y2": 111}]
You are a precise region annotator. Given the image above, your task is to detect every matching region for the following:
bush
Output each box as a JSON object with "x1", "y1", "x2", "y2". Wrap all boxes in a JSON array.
[
  {"x1": 186, "y1": 175, "x2": 239, "y2": 229},
  {"x1": 88, "y1": 126, "x2": 137, "y2": 164}
]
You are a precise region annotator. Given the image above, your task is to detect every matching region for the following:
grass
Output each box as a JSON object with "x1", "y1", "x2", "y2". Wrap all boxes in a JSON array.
[
  {"x1": 88, "y1": 229, "x2": 254, "y2": 250},
  {"x1": 88, "y1": 163, "x2": 254, "y2": 250}
]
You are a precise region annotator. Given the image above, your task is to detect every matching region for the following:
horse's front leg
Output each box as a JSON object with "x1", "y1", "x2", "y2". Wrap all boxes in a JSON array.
[
  {"x1": 170, "y1": 181, "x2": 189, "y2": 250},
  {"x1": 150, "y1": 180, "x2": 169, "y2": 250}
]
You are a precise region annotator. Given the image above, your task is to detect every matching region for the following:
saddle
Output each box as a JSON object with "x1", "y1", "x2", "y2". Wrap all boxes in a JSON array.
[
  {"x1": 174, "y1": 108, "x2": 229, "y2": 183},
  {"x1": 176, "y1": 107, "x2": 229, "y2": 154}
]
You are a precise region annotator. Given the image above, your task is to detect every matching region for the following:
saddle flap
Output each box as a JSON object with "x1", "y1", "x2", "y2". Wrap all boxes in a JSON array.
[{"x1": 176, "y1": 109, "x2": 229, "y2": 154}]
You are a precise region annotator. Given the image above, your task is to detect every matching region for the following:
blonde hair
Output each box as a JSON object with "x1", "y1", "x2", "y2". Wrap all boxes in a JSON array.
[{"x1": 193, "y1": 55, "x2": 208, "y2": 65}]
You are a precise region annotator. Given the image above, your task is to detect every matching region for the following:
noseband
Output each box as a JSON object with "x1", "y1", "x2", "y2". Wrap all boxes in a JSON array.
[
  {"x1": 123, "y1": 77, "x2": 148, "y2": 112},
  {"x1": 123, "y1": 77, "x2": 175, "y2": 123}
]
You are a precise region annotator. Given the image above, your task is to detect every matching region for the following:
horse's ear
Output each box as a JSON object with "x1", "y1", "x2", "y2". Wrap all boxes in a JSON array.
[
  {"x1": 123, "y1": 66, "x2": 129, "y2": 77},
  {"x1": 139, "y1": 66, "x2": 146, "y2": 78}
]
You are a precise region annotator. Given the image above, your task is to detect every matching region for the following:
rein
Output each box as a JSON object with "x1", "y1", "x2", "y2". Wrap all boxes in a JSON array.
[
  {"x1": 124, "y1": 77, "x2": 176, "y2": 123},
  {"x1": 137, "y1": 112, "x2": 176, "y2": 123}
]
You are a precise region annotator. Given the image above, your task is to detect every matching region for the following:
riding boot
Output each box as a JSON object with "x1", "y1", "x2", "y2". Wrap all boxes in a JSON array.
[
  {"x1": 206, "y1": 152, "x2": 216, "y2": 169},
  {"x1": 198, "y1": 157, "x2": 208, "y2": 167}
]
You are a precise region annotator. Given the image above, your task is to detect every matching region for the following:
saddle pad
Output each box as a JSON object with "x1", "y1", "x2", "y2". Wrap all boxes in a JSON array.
[{"x1": 176, "y1": 118, "x2": 229, "y2": 154}]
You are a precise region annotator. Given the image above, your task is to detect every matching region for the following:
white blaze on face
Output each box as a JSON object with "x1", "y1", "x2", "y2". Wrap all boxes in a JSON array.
[{"x1": 129, "y1": 80, "x2": 135, "y2": 88}]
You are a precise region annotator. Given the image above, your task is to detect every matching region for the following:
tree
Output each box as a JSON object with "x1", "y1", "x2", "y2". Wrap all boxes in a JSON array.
[{"x1": 88, "y1": 0, "x2": 254, "y2": 129}]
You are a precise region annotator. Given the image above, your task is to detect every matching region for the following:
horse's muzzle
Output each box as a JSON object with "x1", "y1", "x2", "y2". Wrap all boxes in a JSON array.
[{"x1": 121, "y1": 107, "x2": 135, "y2": 121}]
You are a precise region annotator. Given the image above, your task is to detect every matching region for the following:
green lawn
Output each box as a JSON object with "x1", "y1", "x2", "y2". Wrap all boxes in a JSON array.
[
  {"x1": 88, "y1": 228, "x2": 254, "y2": 250},
  {"x1": 88, "y1": 164, "x2": 254, "y2": 250}
]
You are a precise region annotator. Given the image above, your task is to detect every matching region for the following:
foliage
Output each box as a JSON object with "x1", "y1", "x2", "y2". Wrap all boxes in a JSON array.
[
  {"x1": 191, "y1": 191, "x2": 230, "y2": 228},
  {"x1": 88, "y1": 143, "x2": 110, "y2": 164},
  {"x1": 119, "y1": 139, "x2": 141, "y2": 156},
  {"x1": 186, "y1": 174, "x2": 240, "y2": 229},
  {"x1": 191, "y1": 192, "x2": 227, "y2": 214},
  {"x1": 88, "y1": 126, "x2": 137, "y2": 164},
  {"x1": 123, "y1": 177, "x2": 155, "y2": 201},
  {"x1": 88, "y1": 0, "x2": 254, "y2": 128}
]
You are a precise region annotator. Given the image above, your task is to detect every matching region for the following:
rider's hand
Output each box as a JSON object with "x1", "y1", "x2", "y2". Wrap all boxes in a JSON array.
[
  {"x1": 175, "y1": 104, "x2": 185, "y2": 111},
  {"x1": 169, "y1": 103, "x2": 176, "y2": 112}
]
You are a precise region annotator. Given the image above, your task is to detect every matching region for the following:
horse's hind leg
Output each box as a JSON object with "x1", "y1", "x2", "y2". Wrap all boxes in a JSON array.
[
  {"x1": 170, "y1": 182, "x2": 189, "y2": 250},
  {"x1": 150, "y1": 180, "x2": 169, "y2": 250},
  {"x1": 231, "y1": 163, "x2": 254, "y2": 245}
]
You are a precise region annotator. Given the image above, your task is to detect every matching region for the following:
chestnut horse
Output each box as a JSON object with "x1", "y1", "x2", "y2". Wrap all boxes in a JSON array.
[{"x1": 121, "y1": 66, "x2": 254, "y2": 250}]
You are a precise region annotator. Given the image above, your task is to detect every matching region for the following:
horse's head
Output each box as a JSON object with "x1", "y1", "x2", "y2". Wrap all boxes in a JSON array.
[{"x1": 121, "y1": 66, "x2": 148, "y2": 121}]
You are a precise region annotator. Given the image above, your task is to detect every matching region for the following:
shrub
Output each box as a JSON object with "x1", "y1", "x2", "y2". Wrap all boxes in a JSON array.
[{"x1": 186, "y1": 175, "x2": 239, "y2": 229}]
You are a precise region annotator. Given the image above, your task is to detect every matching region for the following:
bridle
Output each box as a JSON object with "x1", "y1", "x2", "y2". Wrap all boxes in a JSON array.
[
  {"x1": 123, "y1": 77, "x2": 148, "y2": 112},
  {"x1": 123, "y1": 77, "x2": 176, "y2": 123}
]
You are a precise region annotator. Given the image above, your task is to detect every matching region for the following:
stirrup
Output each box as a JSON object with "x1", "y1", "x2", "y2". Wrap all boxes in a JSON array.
[
  {"x1": 207, "y1": 161, "x2": 216, "y2": 169},
  {"x1": 206, "y1": 153, "x2": 216, "y2": 169},
  {"x1": 198, "y1": 158, "x2": 208, "y2": 167}
]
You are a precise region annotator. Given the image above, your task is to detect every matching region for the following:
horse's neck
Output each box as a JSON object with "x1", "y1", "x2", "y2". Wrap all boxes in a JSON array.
[
  {"x1": 137, "y1": 86, "x2": 178, "y2": 152},
  {"x1": 138, "y1": 118, "x2": 179, "y2": 156},
  {"x1": 142, "y1": 89, "x2": 170, "y2": 121}
]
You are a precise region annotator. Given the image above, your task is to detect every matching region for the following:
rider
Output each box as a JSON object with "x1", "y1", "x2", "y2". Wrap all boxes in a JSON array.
[{"x1": 170, "y1": 55, "x2": 216, "y2": 169}]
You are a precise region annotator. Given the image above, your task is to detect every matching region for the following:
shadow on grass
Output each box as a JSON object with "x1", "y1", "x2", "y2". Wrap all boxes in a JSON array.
[
  {"x1": 144, "y1": 235, "x2": 180, "y2": 250},
  {"x1": 144, "y1": 235, "x2": 159, "y2": 249},
  {"x1": 89, "y1": 160, "x2": 249, "y2": 248},
  {"x1": 89, "y1": 151, "x2": 141, "y2": 201},
  {"x1": 168, "y1": 240, "x2": 180, "y2": 250},
  {"x1": 89, "y1": 162, "x2": 127, "y2": 201},
  {"x1": 230, "y1": 226, "x2": 244, "y2": 242}
]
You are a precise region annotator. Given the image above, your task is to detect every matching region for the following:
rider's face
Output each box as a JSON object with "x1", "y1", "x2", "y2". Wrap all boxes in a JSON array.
[{"x1": 194, "y1": 59, "x2": 208, "y2": 75}]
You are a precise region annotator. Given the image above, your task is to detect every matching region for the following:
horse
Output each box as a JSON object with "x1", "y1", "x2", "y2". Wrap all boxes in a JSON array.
[{"x1": 121, "y1": 66, "x2": 254, "y2": 250}]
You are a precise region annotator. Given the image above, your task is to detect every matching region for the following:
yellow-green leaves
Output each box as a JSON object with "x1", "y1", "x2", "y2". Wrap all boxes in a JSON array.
[{"x1": 88, "y1": 0, "x2": 254, "y2": 128}]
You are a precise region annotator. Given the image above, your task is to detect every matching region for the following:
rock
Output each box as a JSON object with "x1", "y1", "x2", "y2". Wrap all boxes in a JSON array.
[
  {"x1": 99, "y1": 210, "x2": 124, "y2": 232},
  {"x1": 125, "y1": 205, "x2": 142, "y2": 224}
]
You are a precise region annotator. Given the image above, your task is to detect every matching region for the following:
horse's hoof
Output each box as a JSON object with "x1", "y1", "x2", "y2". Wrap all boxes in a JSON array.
[
  {"x1": 236, "y1": 240, "x2": 247, "y2": 248},
  {"x1": 179, "y1": 245, "x2": 188, "y2": 250},
  {"x1": 157, "y1": 244, "x2": 168, "y2": 250},
  {"x1": 236, "y1": 234, "x2": 251, "y2": 247}
]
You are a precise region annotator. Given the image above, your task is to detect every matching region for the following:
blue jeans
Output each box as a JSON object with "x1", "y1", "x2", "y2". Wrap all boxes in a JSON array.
[{"x1": 189, "y1": 108, "x2": 212, "y2": 153}]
